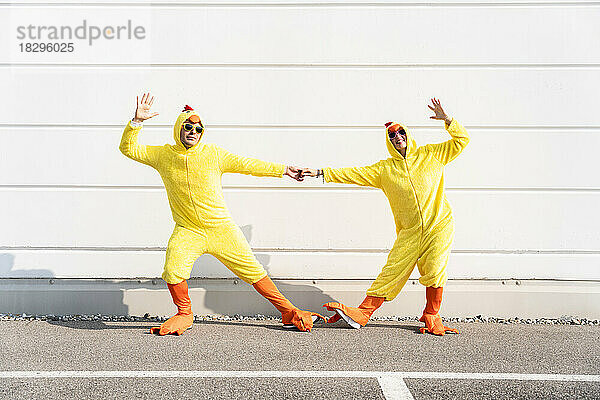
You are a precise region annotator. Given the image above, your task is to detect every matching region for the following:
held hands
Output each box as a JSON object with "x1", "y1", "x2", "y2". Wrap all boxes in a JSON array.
[
  {"x1": 133, "y1": 92, "x2": 159, "y2": 123},
  {"x1": 284, "y1": 166, "x2": 305, "y2": 182},
  {"x1": 298, "y1": 168, "x2": 321, "y2": 178},
  {"x1": 283, "y1": 167, "x2": 322, "y2": 182},
  {"x1": 428, "y1": 98, "x2": 452, "y2": 125}
]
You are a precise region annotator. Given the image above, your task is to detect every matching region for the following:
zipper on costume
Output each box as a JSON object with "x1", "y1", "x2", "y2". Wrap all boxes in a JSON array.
[
  {"x1": 185, "y1": 154, "x2": 201, "y2": 225},
  {"x1": 404, "y1": 158, "x2": 425, "y2": 239}
]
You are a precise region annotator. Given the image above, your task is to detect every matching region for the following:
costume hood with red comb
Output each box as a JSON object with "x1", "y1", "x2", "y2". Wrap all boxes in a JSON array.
[
  {"x1": 384, "y1": 120, "x2": 417, "y2": 160},
  {"x1": 172, "y1": 105, "x2": 204, "y2": 151}
]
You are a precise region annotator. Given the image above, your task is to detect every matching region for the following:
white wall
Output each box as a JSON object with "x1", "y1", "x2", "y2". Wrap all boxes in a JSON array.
[{"x1": 2, "y1": 1, "x2": 599, "y2": 288}]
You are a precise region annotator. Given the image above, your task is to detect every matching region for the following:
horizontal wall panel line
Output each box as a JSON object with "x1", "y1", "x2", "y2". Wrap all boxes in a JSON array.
[
  {"x1": 2, "y1": 2, "x2": 600, "y2": 8},
  {"x1": 1, "y1": 185, "x2": 599, "y2": 193},
  {"x1": 4, "y1": 251, "x2": 598, "y2": 280},
  {"x1": 3, "y1": 123, "x2": 600, "y2": 130},
  {"x1": 2, "y1": 246, "x2": 599, "y2": 255},
  {"x1": 3, "y1": 65, "x2": 600, "y2": 71},
  {"x1": 3, "y1": 63, "x2": 600, "y2": 69}
]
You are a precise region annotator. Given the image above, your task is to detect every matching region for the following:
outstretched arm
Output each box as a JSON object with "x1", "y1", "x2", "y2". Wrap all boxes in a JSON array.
[
  {"x1": 217, "y1": 147, "x2": 303, "y2": 181},
  {"x1": 301, "y1": 161, "x2": 383, "y2": 188},
  {"x1": 425, "y1": 98, "x2": 469, "y2": 165},
  {"x1": 119, "y1": 92, "x2": 161, "y2": 167}
]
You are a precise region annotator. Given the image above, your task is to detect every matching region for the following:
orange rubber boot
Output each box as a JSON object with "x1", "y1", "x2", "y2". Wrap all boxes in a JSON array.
[
  {"x1": 323, "y1": 296, "x2": 385, "y2": 327},
  {"x1": 253, "y1": 276, "x2": 326, "y2": 332},
  {"x1": 150, "y1": 280, "x2": 194, "y2": 336},
  {"x1": 419, "y1": 286, "x2": 458, "y2": 336}
]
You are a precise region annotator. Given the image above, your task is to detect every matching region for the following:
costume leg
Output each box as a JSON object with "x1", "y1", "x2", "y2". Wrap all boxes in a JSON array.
[
  {"x1": 417, "y1": 219, "x2": 458, "y2": 335},
  {"x1": 253, "y1": 276, "x2": 325, "y2": 332},
  {"x1": 149, "y1": 280, "x2": 194, "y2": 335},
  {"x1": 151, "y1": 225, "x2": 207, "y2": 335},
  {"x1": 323, "y1": 230, "x2": 420, "y2": 327},
  {"x1": 161, "y1": 225, "x2": 208, "y2": 285},
  {"x1": 207, "y1": 224, "x2": 325, "y2": 332}
]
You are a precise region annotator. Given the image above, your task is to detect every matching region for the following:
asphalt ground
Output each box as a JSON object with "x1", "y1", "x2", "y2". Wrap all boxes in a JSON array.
[{"x1": 1, "y1": 319, "x2": 599, "y2": 399}]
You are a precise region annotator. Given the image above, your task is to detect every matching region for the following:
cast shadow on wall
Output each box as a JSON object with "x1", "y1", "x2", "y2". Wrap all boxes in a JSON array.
[
  {"x1": 0, "y1": 253, "x2": 54, "y2": 278},
  {"x1": 0, "y1": 253, "x2": 128, "y2": 321}
]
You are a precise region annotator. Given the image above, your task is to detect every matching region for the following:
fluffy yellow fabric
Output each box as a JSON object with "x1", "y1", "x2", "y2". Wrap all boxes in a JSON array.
[
  {"x1": 162, "y1": 224, "x2": 268, "y2": 284},
  {"x1": 119, "y1": 109, "x2": 285, "y2": 284},
  {"x1": 323, "y1": 119, "x2": 469, "y2": 300}
]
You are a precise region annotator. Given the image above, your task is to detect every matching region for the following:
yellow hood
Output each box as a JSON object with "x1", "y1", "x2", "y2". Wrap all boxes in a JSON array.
[
  {"x1": 385, "y1": 121, "x2": 418, "y2": 160},
  {"x1": 172, "y1": 108, "x2": 204, "y2": 152}
]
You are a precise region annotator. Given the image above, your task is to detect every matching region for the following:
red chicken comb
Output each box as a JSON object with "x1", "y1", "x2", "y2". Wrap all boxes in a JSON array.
[
  {"x1": 384, "y1": 121, "x2": 394, "y2": 128},
  {"x1": 182, "y1": 105, "x2": 194, "y2": 112}
]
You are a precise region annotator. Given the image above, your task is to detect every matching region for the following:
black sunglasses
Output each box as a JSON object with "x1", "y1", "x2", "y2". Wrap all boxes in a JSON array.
[
  {"x1": 182, "y1": 123, "x2": 204, "y2": 134},
  {"x1": 388, "y1": 128, "x2": 406, "y2": 139}
]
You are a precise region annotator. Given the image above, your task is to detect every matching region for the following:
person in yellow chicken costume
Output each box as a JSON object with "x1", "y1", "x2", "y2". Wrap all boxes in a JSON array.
[
  {"x1": 120, "y1": 93, "x2": 325, "y2": 334},
  {"x1": 301, "y1": 98, "x2": 468, "y2": 336}
]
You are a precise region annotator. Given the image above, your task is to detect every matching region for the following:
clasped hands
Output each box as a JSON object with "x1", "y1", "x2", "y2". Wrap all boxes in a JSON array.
[{"x1": 284, "y1": 166, "x2": 321, "y2": 182}]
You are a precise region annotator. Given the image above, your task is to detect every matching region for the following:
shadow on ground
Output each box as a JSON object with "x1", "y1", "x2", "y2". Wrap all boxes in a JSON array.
[{"x1": 44, "y1": 319, "x2": 328, "y2": 332}]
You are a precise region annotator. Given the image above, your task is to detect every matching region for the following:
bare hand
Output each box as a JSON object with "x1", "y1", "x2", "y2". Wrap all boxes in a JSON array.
[
  {"x1": 284, "y1": 166, "x2": 305, "y2": 182},
  {"x1": 428, "y1": 98, "x2": 450, "y2": 122},
  {"x1": 134, "y1": 92, "x2": 159, "y2": 122}
]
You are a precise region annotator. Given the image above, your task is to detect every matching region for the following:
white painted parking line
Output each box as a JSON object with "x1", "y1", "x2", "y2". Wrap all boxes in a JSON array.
[
  {"x1": 2, "y1": 371, "x2": 599, "y2": 400},
  {"x1": 402, "y1": 372, "x2": 600, "y2": 382},
  {"x1": 1, "y1": 370, "x2": 599, "y2": 381},
  {"x1": 378, "y1": 375, "x2": 415, "y2": 400}
]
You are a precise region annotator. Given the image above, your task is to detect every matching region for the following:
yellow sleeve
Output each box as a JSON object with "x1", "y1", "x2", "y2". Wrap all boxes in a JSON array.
[
  {"x1": 216, "y1": 146, "x2": 286, "y2": 177},
  {"x1": 119, "y1": 121, "x2": 162, "y2": 167},
  {"x1": 426, "y1": 118, "x2": 470, "y2": 165},
  {"x1": 323, "y1": 161, "x2": 383, "y2": 188}
]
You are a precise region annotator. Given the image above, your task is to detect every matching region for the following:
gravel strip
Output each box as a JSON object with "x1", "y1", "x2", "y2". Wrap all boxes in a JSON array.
[{"x1": 1, "y1": 313, "x2": 598, "y2": 325}]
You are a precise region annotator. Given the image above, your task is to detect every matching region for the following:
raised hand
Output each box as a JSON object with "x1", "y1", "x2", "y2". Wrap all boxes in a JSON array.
[
  {"x1": 427, "y1": 98, "x2": 452, "y2": 124},
  {"x1": 133, "y1": 92, "x2": 159, "y2": 123},
  {"x1": 284, "y1": 166, "x2": 305, "y2": 181}
]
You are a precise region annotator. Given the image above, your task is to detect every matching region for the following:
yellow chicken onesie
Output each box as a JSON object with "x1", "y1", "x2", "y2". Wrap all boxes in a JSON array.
[
  {"x1": 322, "y1": 115, "x2": 469, "y2": 335},
  {"x1": 120, "y1": 103, "x2": 324, "y2": 334}
]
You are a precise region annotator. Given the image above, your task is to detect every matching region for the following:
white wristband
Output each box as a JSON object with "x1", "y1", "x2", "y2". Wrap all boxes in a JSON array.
[{"x1": 130, "y1": 119, "x2": 142, "y2": 127}]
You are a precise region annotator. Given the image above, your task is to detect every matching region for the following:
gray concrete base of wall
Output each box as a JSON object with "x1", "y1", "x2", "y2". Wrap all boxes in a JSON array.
[{"x1": 1, "y1": 278, "x2": 599, "y2": 319}]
